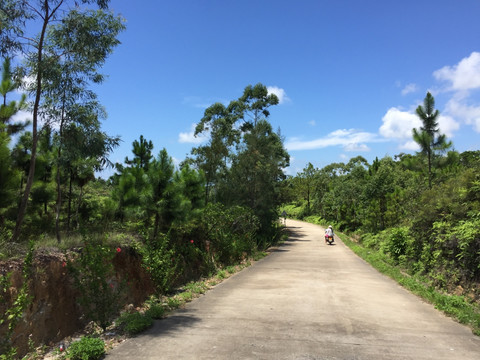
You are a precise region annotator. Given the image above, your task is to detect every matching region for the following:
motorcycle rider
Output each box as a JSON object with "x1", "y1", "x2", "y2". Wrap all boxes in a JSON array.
[{"x1": 325, "y1": 225, "x2": 334, "y2": 244}]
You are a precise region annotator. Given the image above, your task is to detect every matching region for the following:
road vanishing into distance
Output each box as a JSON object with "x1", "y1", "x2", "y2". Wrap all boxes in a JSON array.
[{"x1": 106, "y1": 219, "x2": 480, "y2": 359}]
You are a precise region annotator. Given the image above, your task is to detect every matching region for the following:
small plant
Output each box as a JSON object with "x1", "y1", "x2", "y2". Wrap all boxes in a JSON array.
[
  {"x1": 116, "y1": 312, "x2": 153, "y2": 335},
  {"x1": 226, "y1": 266, "x2": 236, "y2": 274},
  {"x1": 179, "y1": 291, "x2": 193, "y2": 302},
  {"x1": 140, "y1": 235, "x2": 178, "y2": 294},
  {"x1": 68, "y1": 236, "x2": 124, "y2": 330},
  {"x1": 216, "y1": 269, "x2": 227, "y2": 279},
  {"x1": 64, "y1": 336, "x2": 105, "y2": 360},
  {"x1": 184, "y1": 281, "x2": 208, "y2": 295},
  {"x1": 145, "y1": 304, "x2": 165, "y2": 319},
  {"x1": 166, "y1": 297, "x2": 181, "y2": 310}
]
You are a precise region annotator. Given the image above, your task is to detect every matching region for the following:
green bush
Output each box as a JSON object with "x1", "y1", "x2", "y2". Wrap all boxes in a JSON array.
[
  {"x1": 145, "y1": 304, "x2": 165, "y2": 319},
  {"x1": 139, "y1": 234, "x2": 178, "y2": 294},
  {"x1": 117, "y1": 312, "x2": 153, "y2": 335},
  {"x1": 65, "y1": 336, "x2": 105, "y2": 360},
  {"x1": 386, "y1": 227, "x2": 409, "y2": 261},
  {"x1": 67, "y1": 237, "x2": 124, "y2": 330}
]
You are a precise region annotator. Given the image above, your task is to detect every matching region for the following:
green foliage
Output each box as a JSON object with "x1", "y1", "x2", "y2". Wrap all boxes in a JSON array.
[
  {"x1": 386, "y1": 227, "x2": 409, "y2": 261},
  {"x1": 116, "y1": 312, "x2": 153, "y2": 335},
  {"x1": 145, "y1": 304, "x2": 165, "y2": 319},
  {"x1": 68, "y1": 237, "x2": 124, "y2": 330},
  {"x1": 139, "y1": 235, "x2": 178, "y2": 295},
  {"x1": 201, "y1": 203, "x2": 259, "y2": 266},
  {"x1": 64, "y1": 336, "x2": 105, "y2": 360}
]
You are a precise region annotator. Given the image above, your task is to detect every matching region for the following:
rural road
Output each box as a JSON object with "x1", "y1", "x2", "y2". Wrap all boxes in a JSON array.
[{"x1": 106, "y1": 219, "x2": 480, "y2": 359}]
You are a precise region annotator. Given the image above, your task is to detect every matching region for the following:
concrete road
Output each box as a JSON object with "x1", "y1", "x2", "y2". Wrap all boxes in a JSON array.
[{"x1": 106, "y1": 219, "x2": 480, "y2": 359}]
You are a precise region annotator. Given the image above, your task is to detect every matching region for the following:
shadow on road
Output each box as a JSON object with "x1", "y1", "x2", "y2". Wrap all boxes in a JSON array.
[{"x1": 143, "y1": 313, "x2": 201, "y2": 338}]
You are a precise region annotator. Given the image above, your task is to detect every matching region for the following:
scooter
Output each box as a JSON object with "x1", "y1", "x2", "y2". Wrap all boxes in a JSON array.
[{"x1": 325, "y1": 234, "x2": 334, "y2": 245}]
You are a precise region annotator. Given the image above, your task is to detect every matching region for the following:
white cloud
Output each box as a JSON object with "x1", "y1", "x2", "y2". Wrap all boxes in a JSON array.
[
  {"x1": 178, "y1": 123, "x2": 210, "y2": 144},
  {"x1": 437, "y1": 114, "x2": 460, "y2": 137},
  {"x1": 308, "y1": 120, "x2": 316, "y2": 126},
  {"x1": 445, "y1": 98, "x2": 480, "y2": 132},
  {"x1": 10, "y1": 110, "x2": 32, "y2": 126},
  {"x1": 267, "y1": 86, "x2": 290, "y2": 104},
  {"x1": 344, "y1": 143, "x2": 370, "y2": 152},
  {"x1": 285, "y1": 129, "x2": 378, "y2": 151},
  {"x1": 379, "y1": 107, "x2": 421, "y2": 139},
  {"x1": 433, "y1": 52, "x2": 480, "y2": 91},
  {"x1": 401, "y1": 83, "x2": 418, "y2": 96},
  {"x1": 399, "y1": 140, "x2": 420, "y2": 151}
]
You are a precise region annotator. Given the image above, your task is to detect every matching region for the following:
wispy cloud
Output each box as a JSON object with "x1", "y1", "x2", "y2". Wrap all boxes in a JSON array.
[
  {"x1": 182, "y1": 96, "x2": 220, "y2": 109},
  {"x1": 267, "y1": 86, "x2": 290, "y2": 104},
  {"x1": 308, "y1": 120, "x2": 316, "y2": 126},
  {"x1": 178, "y1": 123, "x2": 210, "y2": 144},
  {"x1": 401, "y1": 83, "x2": 418, "y2": 95},
  {"x1": 285, "y1": 129, "x2": 379, "y2": 151}
]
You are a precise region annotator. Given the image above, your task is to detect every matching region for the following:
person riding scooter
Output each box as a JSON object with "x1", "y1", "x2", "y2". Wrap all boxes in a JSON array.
[{"x1": 325, "y1": 225, "x2": 334, "y2": 245}]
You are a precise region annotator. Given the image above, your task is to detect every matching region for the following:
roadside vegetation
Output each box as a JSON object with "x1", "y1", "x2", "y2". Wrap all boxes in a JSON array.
[
  {"x1": 1, "y1": 3, "x2": 288, "y2": 357},
  {"x1": 281, "y1": 93, "x2": 480, "y2": 335},
  {"x1": 1, "y1": 1, "x2": 479, "y2": 357}
]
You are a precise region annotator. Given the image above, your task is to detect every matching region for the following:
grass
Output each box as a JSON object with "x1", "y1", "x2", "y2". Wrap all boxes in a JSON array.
[{"x1": 338, "y1": 232, "x2": 480, "y2": 336}]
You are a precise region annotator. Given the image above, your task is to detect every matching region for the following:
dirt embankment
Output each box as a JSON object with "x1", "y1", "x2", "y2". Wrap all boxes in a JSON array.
[{"x1": 0, "y1": 249, "x2": 154, "y2": 358}]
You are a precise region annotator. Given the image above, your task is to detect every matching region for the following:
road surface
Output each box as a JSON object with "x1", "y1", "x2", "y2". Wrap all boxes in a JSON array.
[{"x1": 106, "y1": 219, "x2": 480, "y2": 359}]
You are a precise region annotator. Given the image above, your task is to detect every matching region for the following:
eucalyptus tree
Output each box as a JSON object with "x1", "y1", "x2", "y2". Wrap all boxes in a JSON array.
[
  {"x1": 192, "y1": 83, "x2": 288, "y2": 240},
  {"x1": 413, "y1": 92, "x2": 451, "y2": 189},
  {"x1": 192, "y1": 102, "x2": 237, "y2": 204},
  {"x1": 295, "y1": 162, "x2": 317, "y2": 215},
  {"x1": 2, "y1": 0, "x2": 124, "y2": 242},
  {"x1": 226, "y1": 120, "x2": 289, "y2": 240}
]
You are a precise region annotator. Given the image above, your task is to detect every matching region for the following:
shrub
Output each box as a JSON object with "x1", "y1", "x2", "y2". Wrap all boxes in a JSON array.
[
  {"x1": 117, "y1": 312, "x2": 153, "y2": 335},
  {"x1": 145, "y1": 304, "x2": 165, "y2": 319},
  {"x1": 67, "y1": 236, "x2": 124, "y2": 330},
  {"x1": 139, "y1": 234, "x2": 178, "y2": 295},
  {"x1": 387, "y1": 227, "x2": 409, "y2": 261},
  {"x1": 65, "y1": 336, "x2": 105, "y2": 360}
]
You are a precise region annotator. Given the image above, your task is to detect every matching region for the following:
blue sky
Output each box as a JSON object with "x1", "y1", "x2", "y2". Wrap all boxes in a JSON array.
[{"x1": 14, "y1": 0, "x2": 480, "y2": 176}]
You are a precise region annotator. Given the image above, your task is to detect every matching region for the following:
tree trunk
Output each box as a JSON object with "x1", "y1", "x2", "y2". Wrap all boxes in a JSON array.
[
  {"x1": 11, "y1": 12, "x2": 49, "y2": 243},
  {"x1": 67, "y1": 170, "x2": 73, "y2": 231}
]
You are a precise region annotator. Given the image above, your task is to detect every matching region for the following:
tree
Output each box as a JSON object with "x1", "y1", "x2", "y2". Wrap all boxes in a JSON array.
[
  {"x1": 192, "y1": 83, "x2": 289, "y2": 240},
  {"x1": 125, "y1": 135, "x2": 154, "y2": 171},
  {"x1": 413, "y1": 92, "x2": 451, "y2": 189},
  {"x1": 0, "y1": 57, "x2": 25, "y2": 232},
  {"x1": 295, "y1": 162, "x2": 317, "y2": 215},
  {"x1": 4, "y1": 0, "x2": 125, "y2": 242},
  {"x1": 0, "y1": 58, "x2": 28, "y2": 135}
]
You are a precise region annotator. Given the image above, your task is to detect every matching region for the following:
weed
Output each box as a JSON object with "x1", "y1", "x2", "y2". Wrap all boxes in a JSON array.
[
  {"x1": 166, "y1": 297, "x2": 181, "y2": 310},
  {"x1": 116, "y1": 312, "x2": 153, "y2": 335},
  {"x1": 64, "y1": 336, "x2": 105, "y2": 360},
  {"x1": 145, "y1": 304, "x2": 165, "y2": 319},
  {"x1": 217, "y1": 270, "x2": 227, "y2": 279}
]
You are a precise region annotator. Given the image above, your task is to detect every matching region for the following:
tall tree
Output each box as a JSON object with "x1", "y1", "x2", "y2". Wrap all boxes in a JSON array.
[
  {"x1": 295, "y1": 162, "x2": 317, "y2": 214},
  {"x1": 413, "y1": 92, "x2": 451, "y2": 189},
  {"x1": 4, "y1": 0, "x2": 124, "y2": 242}
]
